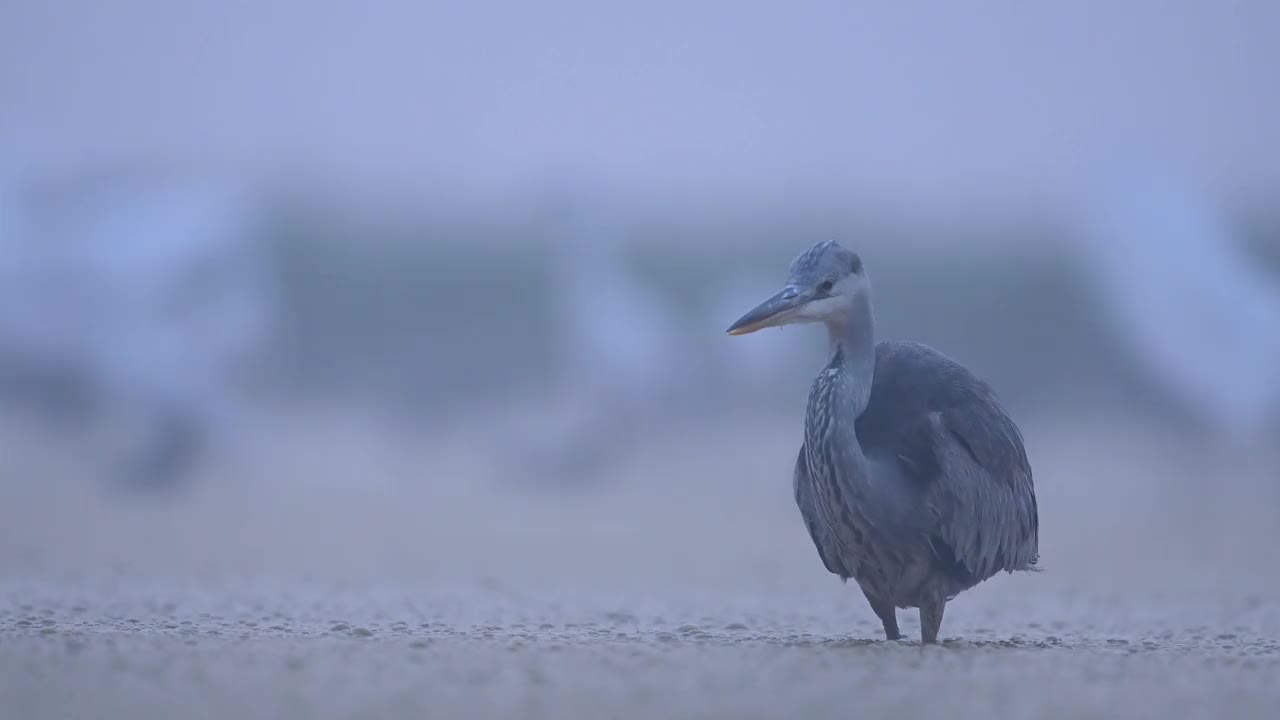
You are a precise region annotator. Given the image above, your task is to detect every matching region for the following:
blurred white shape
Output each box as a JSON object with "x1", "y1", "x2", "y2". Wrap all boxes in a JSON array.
[
  {"x1": 508, "y1": 195, "x2": 691, "y2": 486},
  {"x1": 550, "y1": 208, "x2": 684, "y2": 411},
  {"x1": 56, "y1": 179, "x2": 268, "y2": 408},
  {"x1": 1077, "y1": 163, "x2": 1280, "y2": 440},
  {"x1": 0, "y1": 162, "x2": 274, "y2": 490}
]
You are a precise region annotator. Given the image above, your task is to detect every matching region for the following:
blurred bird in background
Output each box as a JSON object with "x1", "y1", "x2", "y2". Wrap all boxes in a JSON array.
[
  {"x1": 492, "y1": 189, "x2": 804, "y2": 490},
  {"x1": 500, "y1": 192, "x2": 694, "y2": 488},
  {"x1": 1076, "y1": 162, "x2": 1280, "y2": 446},
  {"x1": 0, "y1": 159, "x2": 275, "y2": 494}
]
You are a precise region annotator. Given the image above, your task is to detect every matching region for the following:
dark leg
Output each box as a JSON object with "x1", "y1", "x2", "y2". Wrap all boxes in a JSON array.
[
  {"x1": 919, "y1": 598, "x2": 945, "y2": 644},
  {"x1": 862, "y1": 589, "x2": 901, "y2": 640},
  {"x1": 114, "y1": 406, "x2": 207, "y2": 493}
]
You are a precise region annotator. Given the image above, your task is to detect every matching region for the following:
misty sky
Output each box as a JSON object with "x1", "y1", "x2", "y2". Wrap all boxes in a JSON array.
[{"x1": 2, "y1": 1, "x2": 1278, "y2": 210}]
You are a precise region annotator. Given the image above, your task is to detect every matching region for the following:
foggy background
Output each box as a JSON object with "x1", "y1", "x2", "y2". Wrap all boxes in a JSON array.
[{"x1": 2, "y1": 2, "x2": 1280, "y2": 717}]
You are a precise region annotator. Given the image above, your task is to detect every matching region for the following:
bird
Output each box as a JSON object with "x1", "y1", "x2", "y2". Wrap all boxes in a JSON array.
[
  {"x1": 725, "y1": 240, "x2": 1039, "y2": 643},
  {"x1": 64, "y1": 174, "x2": 272, "y2": 492},
  {"x1": 0, "y1": 163, "x2": 272, "y2": 493},
  {"x1": 494, "y1": 193, "x2": 692, "y2": 489},
  {"x1": 546, "y1": 200, "x2": 686, "y2": 425},
  {"x1": 1075, "y1": 164, "x2": 1280, "y2": 443}
]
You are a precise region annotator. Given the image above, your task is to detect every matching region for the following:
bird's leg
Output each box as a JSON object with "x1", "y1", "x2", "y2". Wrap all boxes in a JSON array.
[
  {"x1": 861, "y1": 590, "x2": 901, "y2": 640},
  {"x1": 919, "y1": 599, "x2": 945, "y2": 644}
]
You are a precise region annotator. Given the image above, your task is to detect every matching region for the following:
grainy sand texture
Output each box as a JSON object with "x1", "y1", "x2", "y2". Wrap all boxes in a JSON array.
[{"x1": 3, "y1": 410, "x2": 1279, "y2": 719}]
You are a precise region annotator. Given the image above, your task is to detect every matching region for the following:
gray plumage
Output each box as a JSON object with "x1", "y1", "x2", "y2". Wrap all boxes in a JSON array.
[{"x1": 727, "y1": 240, "x2": 1039, "y2": 643}]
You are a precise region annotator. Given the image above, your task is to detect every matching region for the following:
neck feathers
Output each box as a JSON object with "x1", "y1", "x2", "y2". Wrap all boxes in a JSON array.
[{"x1": 825, "y1": 293, "x2": 876, "y2": 415}]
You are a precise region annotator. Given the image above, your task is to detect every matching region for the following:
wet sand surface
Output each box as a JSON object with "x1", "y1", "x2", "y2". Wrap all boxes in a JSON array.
[
  {"x1": 3, "y1": 412, "x2": 1280, "y2": 718},
  {"x1": 4, "y1": 581, "x2": 1280, "y2": 719}
]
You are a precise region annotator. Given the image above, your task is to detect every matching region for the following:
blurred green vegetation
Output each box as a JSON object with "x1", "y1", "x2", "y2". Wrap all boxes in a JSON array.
[{"x1": 252, "y1": 197, "x2": 1280, "y2": 430}]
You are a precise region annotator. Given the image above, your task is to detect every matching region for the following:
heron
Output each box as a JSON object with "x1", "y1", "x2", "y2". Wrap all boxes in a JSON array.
[{"x1": 726, "y1": 240, "x2": 1039, "y2": 643}]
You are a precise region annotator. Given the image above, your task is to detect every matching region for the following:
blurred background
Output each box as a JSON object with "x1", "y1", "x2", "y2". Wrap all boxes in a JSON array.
[{"x1": 2, "y1": 0, "x2": 1280, "y2": 598}]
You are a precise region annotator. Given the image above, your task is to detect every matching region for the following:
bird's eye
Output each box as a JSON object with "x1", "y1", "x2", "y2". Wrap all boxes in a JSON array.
[{"x1": 817, "y1": 279, "x2": 835, "y2": 294}]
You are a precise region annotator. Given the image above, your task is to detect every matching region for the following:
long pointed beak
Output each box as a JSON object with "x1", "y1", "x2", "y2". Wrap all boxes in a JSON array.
[{"x1": 726, "y1": 286, "x2": 806, "y2": 336}]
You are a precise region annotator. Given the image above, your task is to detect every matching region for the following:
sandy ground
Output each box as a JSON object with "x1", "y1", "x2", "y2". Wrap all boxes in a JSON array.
[{"x1": 3, "y1": 408, "x2": 1279, "y2": 719}]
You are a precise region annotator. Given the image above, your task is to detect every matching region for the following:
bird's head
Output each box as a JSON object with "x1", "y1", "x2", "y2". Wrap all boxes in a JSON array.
[{"x1": 726, "y1": 240, "x2": 867, "y2": 336}]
